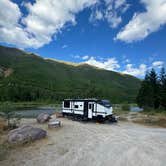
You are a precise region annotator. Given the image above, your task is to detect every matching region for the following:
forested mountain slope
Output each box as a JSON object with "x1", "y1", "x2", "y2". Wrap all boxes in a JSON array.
[{"x1": 0, "y1": 45, "x2": 141, "y2": 103}]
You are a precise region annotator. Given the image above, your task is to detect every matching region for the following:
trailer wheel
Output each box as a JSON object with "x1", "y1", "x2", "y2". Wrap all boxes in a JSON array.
[
  {"x1": 97, "y1": 115, "x2": 105, "y2": 123},
  {"x1": 62, "y1": 113, "x2": 68, "y2": 118}
]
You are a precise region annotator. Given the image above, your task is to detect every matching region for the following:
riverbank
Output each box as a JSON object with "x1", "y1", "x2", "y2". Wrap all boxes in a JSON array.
[{"x1": 0, "y1": 102, "x2": 165, "y2": 126}]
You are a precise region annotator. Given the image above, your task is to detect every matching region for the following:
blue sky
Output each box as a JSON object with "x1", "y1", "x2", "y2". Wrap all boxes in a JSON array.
[{"x1": 0, "y1": 0, "x2": 166, "y2": 77}]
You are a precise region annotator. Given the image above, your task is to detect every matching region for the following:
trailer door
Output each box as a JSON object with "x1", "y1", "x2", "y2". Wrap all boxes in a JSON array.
[
  {"x1": 88, "y1": 102, "x2": 94, "y2": 119},
  {"x1": 83, "y1": 101, "x2": 88, "y2": 118}
]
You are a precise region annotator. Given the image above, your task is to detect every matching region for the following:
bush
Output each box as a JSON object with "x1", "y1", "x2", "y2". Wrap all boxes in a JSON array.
[{"x1": 121, "y1": 104, "x2": 130, "y2": 111}]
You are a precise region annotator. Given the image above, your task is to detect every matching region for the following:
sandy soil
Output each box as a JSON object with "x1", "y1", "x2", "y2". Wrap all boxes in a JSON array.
[{"x1": 1, "y1": 118, "x2": 166, "y2": 166}]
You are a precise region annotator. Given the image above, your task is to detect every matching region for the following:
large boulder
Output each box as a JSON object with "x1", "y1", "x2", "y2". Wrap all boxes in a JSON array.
[
  {"x1": 36, "y1": 113, "x2": 51, "y2": 123},
  {"x1": 7, "y1": 125, "x2": 47, "y2": 144}
]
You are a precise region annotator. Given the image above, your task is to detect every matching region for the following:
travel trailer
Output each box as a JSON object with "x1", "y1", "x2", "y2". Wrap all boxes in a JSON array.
[{"x1": 62, "y1": 99, "x2": 116, "y2": 122}]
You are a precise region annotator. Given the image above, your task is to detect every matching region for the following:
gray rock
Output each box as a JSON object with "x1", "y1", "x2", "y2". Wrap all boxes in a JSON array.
[
  {"x1": 7, "y1": 125, "x2": 47, "y2": 144},
  {"x1": 36, "y1": 113, "x2": 51, "y2": 123},
  {"x1": 48, "y1": 120, "x2": 61, "y2": 128}
]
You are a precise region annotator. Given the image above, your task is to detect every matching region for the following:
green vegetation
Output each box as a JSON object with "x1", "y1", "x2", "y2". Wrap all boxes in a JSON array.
[
  {"x1": 141, "y1": 109, "x2": 166, "y2": 116},
  {"x1": 137, "y1": 67, "x2": 166, "y2": 110},
  {"x1": 121, "y1": 104, "x2": 130, "y2": 111},
  {"x1": 0, "y1": 102, "x2": 20, "y2": 129},
  {"x1": 0, "y1": 45, "x2": 141, "y2": 103},
  {"x1": 133, "y1": 110, "x2": 166, "y2": 128}
]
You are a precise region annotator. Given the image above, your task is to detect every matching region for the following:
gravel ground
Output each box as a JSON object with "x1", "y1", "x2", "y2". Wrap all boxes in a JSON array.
[{"x1": 1, "y1": 118, "x2": 166, "y2": 166}]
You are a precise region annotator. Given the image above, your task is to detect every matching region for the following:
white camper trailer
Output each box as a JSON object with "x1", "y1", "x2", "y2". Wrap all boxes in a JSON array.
[{"x1": 62, "y1": 99, "x2": 116, "y2": 122}]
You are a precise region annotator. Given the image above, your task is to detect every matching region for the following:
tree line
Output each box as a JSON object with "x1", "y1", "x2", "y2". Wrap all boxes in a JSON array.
[
  {"x1": 0, "y1": 79, "x2": 101, "y2": 102},
  {"x1": 136, "y1": 67, "x2": 166, "y2": 110}
]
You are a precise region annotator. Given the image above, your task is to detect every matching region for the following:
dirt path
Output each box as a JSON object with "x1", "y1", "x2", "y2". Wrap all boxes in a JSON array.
[{"x1": 1, "y1": 118, "x2": 166, "y2": 166}]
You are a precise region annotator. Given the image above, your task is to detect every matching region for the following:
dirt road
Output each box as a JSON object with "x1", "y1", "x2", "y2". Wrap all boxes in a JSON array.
[{"x1": 1, "y1": 118, "x2": 166, "y2": 166}]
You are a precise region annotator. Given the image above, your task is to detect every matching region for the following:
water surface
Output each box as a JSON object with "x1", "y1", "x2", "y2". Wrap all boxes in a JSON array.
[{"x1": 14, "y1": 106, "x2": 61, "y2": 118}]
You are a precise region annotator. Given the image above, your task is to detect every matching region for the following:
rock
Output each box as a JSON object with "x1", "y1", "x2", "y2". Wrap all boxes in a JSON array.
[
  {"x1": 7, "y1": 125, "x2": 47, "y2": 144},
  {"x1": 48, "y1": 120, "x2": 61, "y2": 128},
  {"x1": 36, "y1": 113, "x2": 51, "y2": 123}
]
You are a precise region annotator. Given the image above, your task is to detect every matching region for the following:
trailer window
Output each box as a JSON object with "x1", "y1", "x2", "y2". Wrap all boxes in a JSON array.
[
  {"x1": 74, "y1": 105, "x2": 78, "y2": 108},
  {"x1": 64, "y1": 101, "x2": 70, "y2": 108},
  {"x1": 89, "y1": 104, "x2": 94, "y2": 110}
]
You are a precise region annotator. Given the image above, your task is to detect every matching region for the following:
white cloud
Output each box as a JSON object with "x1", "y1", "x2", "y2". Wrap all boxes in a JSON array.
[
  {"x1": 0, "y1": 0, "x2": 38, "y2": 48},
  {"x1": 122, "y1": 64, "x2": 147, "y2": 77},
  {"x1": 73, "y1": 55, "x2": 81, "y2": 59},
  {"x1": 72, "y1": 55, "x2": 89, "y2": 60},
  {"x1": 84, "y1": 57, "x2": 147, "y2": 77},
  {"x1": 125, "y1": 59, "x2": 130, "y2": 63},
  {"x1": 82, "y1": 55, "x2": 89, "y2": 60},
  {"x1": 105, "y1": 12, "x2": 122, "y2": 28},
  {"x1": 89, "y1": 10, "x2": 103, "y2": 22},
  {"x1": 115, "y1": 0, "x2": 126, "y2": 9},
  {"x1": 82, "y1": 56, "x2": 164, "y2": 78},
  {"x1": 152, "y1": 61, "x2": 164, "y2": 68},
  {"x1": 0, "y1": 0, "x2": 97, "y2": 48},
  {"x1": 0, "y1": 0, "x2": 21, "y2": 28},
  {"x1": 62, "y1": 45, "x2": 68, "y2": 49},
  {"x1": 116, "y1": 0, "x2": 166, "y2": 42},
  {"x1": 89, "y1": 0, "x2": 129, "y2": 28},
  {"x1": 85, "y1": 57, "x2": 120, "y2": 71}
]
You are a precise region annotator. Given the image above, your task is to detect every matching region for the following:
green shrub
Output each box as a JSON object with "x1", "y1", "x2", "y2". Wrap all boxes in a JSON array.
[{"x1": 121, "y1": 104, "x2": 130, "y2": 111}]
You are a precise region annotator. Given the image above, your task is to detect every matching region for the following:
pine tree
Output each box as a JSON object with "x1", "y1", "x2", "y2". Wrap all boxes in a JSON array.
[
  {"x1": 159, "y1": 67, "x2": 166, "y2": 109},
  {"x1": 136, "y1": 72, "x2": 153, "y2": 108},
  {"x1": 149, "y1": 68, "x2": 160, "y2": 109},
  {"x1": 136, "y1": 69, "x2": 160, "y2": 109}
]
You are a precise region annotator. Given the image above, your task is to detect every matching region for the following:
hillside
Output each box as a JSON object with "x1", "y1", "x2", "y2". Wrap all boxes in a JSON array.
[{"x1": 0, "y1": 45, "x2": 141, "y2": 103}]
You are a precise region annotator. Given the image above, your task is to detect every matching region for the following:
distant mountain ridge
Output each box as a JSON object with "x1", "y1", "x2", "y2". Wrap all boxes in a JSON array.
[{"x1": 0, "y1": 45, "x2": 141, "y2": 103}]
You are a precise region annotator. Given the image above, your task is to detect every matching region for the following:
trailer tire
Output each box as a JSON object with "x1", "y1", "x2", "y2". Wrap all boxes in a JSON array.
[{"x1": 97, "y1": 115, "x2": 105, "y2": 123}]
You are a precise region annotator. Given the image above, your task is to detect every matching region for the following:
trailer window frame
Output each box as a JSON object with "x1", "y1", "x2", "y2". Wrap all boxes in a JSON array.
[
  {"x1": 89, "y1": 103, "x2": 94, "y2": 111},
  {"x1": 64, "y1": 101, "x2": 70, "y2": 108}
]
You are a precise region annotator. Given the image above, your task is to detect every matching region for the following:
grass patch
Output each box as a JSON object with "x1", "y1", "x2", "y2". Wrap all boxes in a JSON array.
[
  {"x1": 133, "y1": 118, "x2": 166, "y2": 128},
  {"x1": 141, "y1": 109, "x2": 166, "y2": 117},
  {"x1": 114, "y1": 109, "x2": 129, "y2": 115},
  {"x1": 136, "y1": 110, "x2": 166, "y2": 128}
]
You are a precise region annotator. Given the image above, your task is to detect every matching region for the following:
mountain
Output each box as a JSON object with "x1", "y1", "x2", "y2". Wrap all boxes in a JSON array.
[{"x1": 0, "y1": 45, "x2": 141, "y2": 103}]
